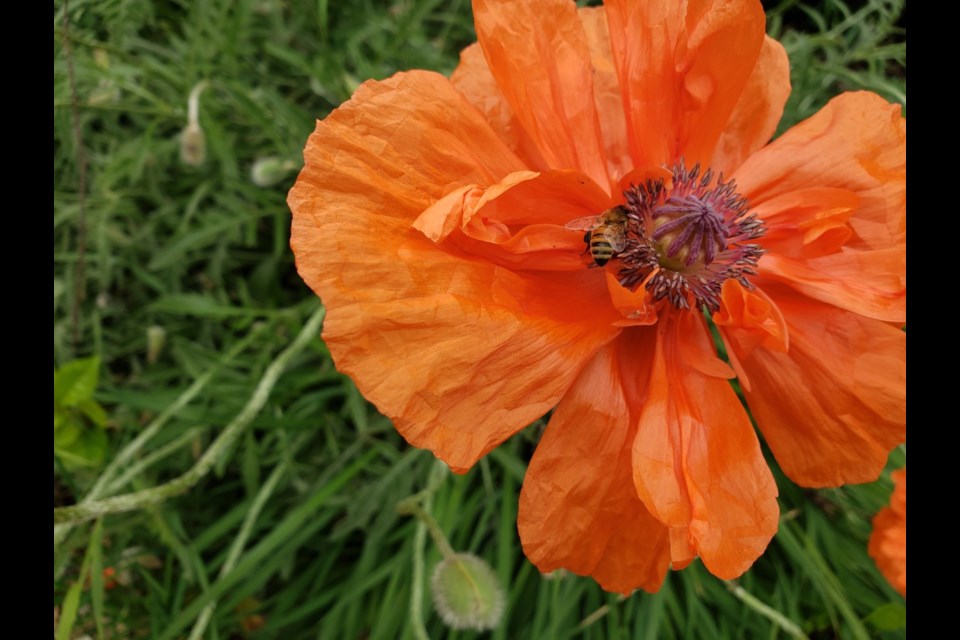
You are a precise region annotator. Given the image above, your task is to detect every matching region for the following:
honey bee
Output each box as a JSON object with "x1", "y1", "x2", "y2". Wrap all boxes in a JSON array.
[{"x1": 565, "y1": 205, "x2": 629, "y2": 267}]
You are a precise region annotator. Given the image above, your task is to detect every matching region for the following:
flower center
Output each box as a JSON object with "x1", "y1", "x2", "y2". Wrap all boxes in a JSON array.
[{"x1": 617, "y1": 161, "x2": 765, "y2": 312}]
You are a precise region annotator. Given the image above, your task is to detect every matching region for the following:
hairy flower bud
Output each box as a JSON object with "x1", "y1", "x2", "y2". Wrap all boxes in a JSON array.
[
  {"x1": 430, "y1": 553, "x2": 505, "y2": 631},
  {"x1": 180, "y1": 124, "x2": 206, "y2": 167},
  {"x1": 146, "y1": 325, "x2": 166, "y2": 364},
  {"x1": 251, "y1": 157, "x2": 297, "y2": 187},
  {"x1": 180, "y1": 81, "x2": 209, "y2": 167}
]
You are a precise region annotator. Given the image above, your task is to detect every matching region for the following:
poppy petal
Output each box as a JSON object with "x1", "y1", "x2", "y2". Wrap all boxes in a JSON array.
[
  {"x1": 632, "y1": 313, "x2": 779, "y2": 579},
  {"x1": 411, "y1": 169, "x2": 615, "y2": 271},
  {"x1": 450, "y1": 43, "x2": 550, "y2": 171},
  {"x1": 734, "y1": 93, "x2": 905, "y2": 320},
  {"x1": 758, "y1": 250, "x2": 905, "y2": 322},
  {"x1": 580, "y1": 6, "x2": 632, "y2": 182},
  {"x1": 449, "y1": 42, "x2": 514, "y2": 149},
  {"x1": 289, "y1": 71, "x2": 621, "y2": 472},
  {"x1": 604, "y1": 0, "x2": 766, "y2": 168},
  {"x1": 735, "y1": 92, "x2": 905, "y2": 251},
  {"x1": 727, "y1": 284, "x2": 906, "y2": 487},
  {"x1": 756, "y1": 187, "x2": 860, "y2": 259},
  {"x1": 454, "y1": 6, "x2": 632, "y2": 183},
  {"x1": 714, "y1": 280, "x2": 789, "y2": 356},
  {"x1": 519, "y1": 339, "x2": 671, "y2": 595},
  {"x1": 711, "y1": 36, "x2": 791, "y2": 175},
  {"x1": 473, "y1": 0, "x2": 611, "y2": 190}
]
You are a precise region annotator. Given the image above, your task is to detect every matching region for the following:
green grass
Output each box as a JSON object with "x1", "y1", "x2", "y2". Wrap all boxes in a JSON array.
[{"x1": 54, "y1": 1, "x2": 905, "y2": 638}]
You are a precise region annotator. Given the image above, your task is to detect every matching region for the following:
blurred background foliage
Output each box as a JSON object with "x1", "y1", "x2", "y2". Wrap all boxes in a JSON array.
[{"x1": 54, "y1": 0, "x2": 905, "y2": 638}]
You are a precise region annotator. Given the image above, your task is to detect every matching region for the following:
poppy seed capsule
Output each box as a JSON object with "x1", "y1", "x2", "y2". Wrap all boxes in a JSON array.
[
  {"x1": 430, "y1": 553, "x2": 505, "y2": 631},
  {"x1": 618, "y1": 161, "x2": 765, "y2": 313}
]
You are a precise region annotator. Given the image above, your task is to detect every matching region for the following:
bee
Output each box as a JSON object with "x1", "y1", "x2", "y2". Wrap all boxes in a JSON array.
[{"x1": 565, "y1": 205, "x2": 629, "y2": 267}]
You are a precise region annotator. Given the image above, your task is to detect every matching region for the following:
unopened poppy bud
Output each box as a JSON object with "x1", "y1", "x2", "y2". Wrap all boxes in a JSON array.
[
  {"x1": 146, "y1": 325, "x2": 166, "y2": 364},
  {"x1": 180, "y1": 123, "x2": 206, "y2": 167},
  {"x1": 430, "y1": 552, "x2": 505, "y2": 631},
  {"x1": 250, "y1": 157, "x2": 297, "y2": 187},
  {"x1": 180, "y1": 81, "x2": 209, "y2": 167}
]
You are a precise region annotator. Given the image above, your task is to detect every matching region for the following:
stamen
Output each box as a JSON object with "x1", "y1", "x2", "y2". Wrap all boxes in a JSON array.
[{"x1": 616, "y1": 160, "x2": 766, "y2": 313}]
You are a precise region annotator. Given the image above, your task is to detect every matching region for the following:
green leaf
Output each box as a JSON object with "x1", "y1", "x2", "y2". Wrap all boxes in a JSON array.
[
  {"x1": 54, "y1": 408, "x2": 67, "y2": 431},
  {"x1": 149, "y1": 294, "x2": 275, "y2": 318},
  {"x1": 57, "y1": 429, "x2": 109, "y2": 469},
  {"x1": 54, "y1": 357, "x2": 101, "y2": 406},
  {"x1": 74, "y1": 429, "x2": 109, "y2": 467},
  {"x1": 78, "y1": 398, "x2": 108, "y2": 428},
  {"x1": 55, "y1": 580, "x2": 84, "y2": 640},
  {"x1": 864, "y1": 603, "x2": 906, "y2": 631},
  {"x1": 54, "y1": 416, "x2": 83, "y2": 447},
  {"x1": 55, "y1": 519, "x2": 103, "y2": 640}
]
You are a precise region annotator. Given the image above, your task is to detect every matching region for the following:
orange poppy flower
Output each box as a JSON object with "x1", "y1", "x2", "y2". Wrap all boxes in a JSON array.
[
  {"x1": 288, "y1": 0, "x2": 905, "y2": 593},
  {"x1": 869, "y1": 468, "x2": 906, "y2": 597}
]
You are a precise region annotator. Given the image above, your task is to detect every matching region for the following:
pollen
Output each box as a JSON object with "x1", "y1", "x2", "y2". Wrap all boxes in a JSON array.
[{"x1": 617, "y1": 161, "x2": 765, "y2": 312}]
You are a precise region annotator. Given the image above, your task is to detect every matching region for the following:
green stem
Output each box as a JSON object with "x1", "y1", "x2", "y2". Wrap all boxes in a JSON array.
[
  {"x1": 397, "y1": 496, "x2": 456, "y2": 561},
  {"x1": 105, "y1": 427, "x2": 202, "y2": 494},
  {"x1": 402, "y1": 460, "x2": 451, "y2": 640},
  {"x1": 578, "y1": 594, "x2": 627, "y2": 630},
  {"x1": 725, "y1": 581, "x2": 810, "y2": 640},
  {"x1": 53, "y1": 308, "x2": 325, "y2": 526},
  {"x1": 55, "y1": 324, "x2": 266, "y2": 548},
  {"x1": 409, "y1": 508, "x2": 431, "y2": 640},
  {"x1": 91, "y1": 323, "x2": 265, "y2": 499}
]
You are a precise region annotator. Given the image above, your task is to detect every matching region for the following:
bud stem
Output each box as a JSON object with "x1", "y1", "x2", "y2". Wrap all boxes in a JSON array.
[
  {"x1": 399, "y1": 460, "x2": 452, "y2": 640},
  {"x1": 187, "y1": 80, "x2": 208, "y2": 127},
  {"x1": 397, "y1": 479, "x2": 456, "y2": 560}
]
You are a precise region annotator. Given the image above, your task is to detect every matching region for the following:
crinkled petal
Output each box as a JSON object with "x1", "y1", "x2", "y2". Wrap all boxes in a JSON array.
[
  {"x1": 289, "y1": 71, "x2": 621, "y2": 472},
  {"x1": 604, "y1": 0, "x2": 766, "y2": 168},
  {"x1": 711, "y1": 36, "x2": 791, "y2": 175},
  {"x1": 454, "y1": 6, "x2": 633, "y2": 184},
  {"x1": 735, "y1": 92, "x2": 905, "y2": 251},
  {"x1": 758, "y1": 250, "x2": 905, "y2": 322},
  {"x1": 473, "y1": 0, "x2": 611, "y2": 189},
  {"x1": 714, "y1": 280, "x2": 789, "y2": 358},
  {"x1": 450, "y1": 43, "x2": 548, "y2": 171},
  {"x1": 756, "y1": 187, "x2": 860, "y2": 259},
  {"x1": 519, "y1": 339, "x2": 670, "y2": 595},
  {"x1": 734, "y1": 92, "x2": 905, "y2": 321},
  {"x1": 725, "y1": 284, "x2": 906, "y2": 487},
  {"x1": 714, "y1": 280, "x2": 791, "y2": 393},
  {"x1": 412, "y1": 169, "x2": 615, "y2": 271},
  {"x1": 580, "y1": 6, "x2": 632, "y2": 182},
  {"x1": 632, "y1": 313, "x2": 779, "y2": 579}
]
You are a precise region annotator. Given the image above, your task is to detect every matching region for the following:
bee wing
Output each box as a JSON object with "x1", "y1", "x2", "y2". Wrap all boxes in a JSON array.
[
  {"x1": 564, "y1": 215, "x2": 603, "y2": 231},
  {"x1": 603, "y1": 224, "x2": 627, "y2": 252}
]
